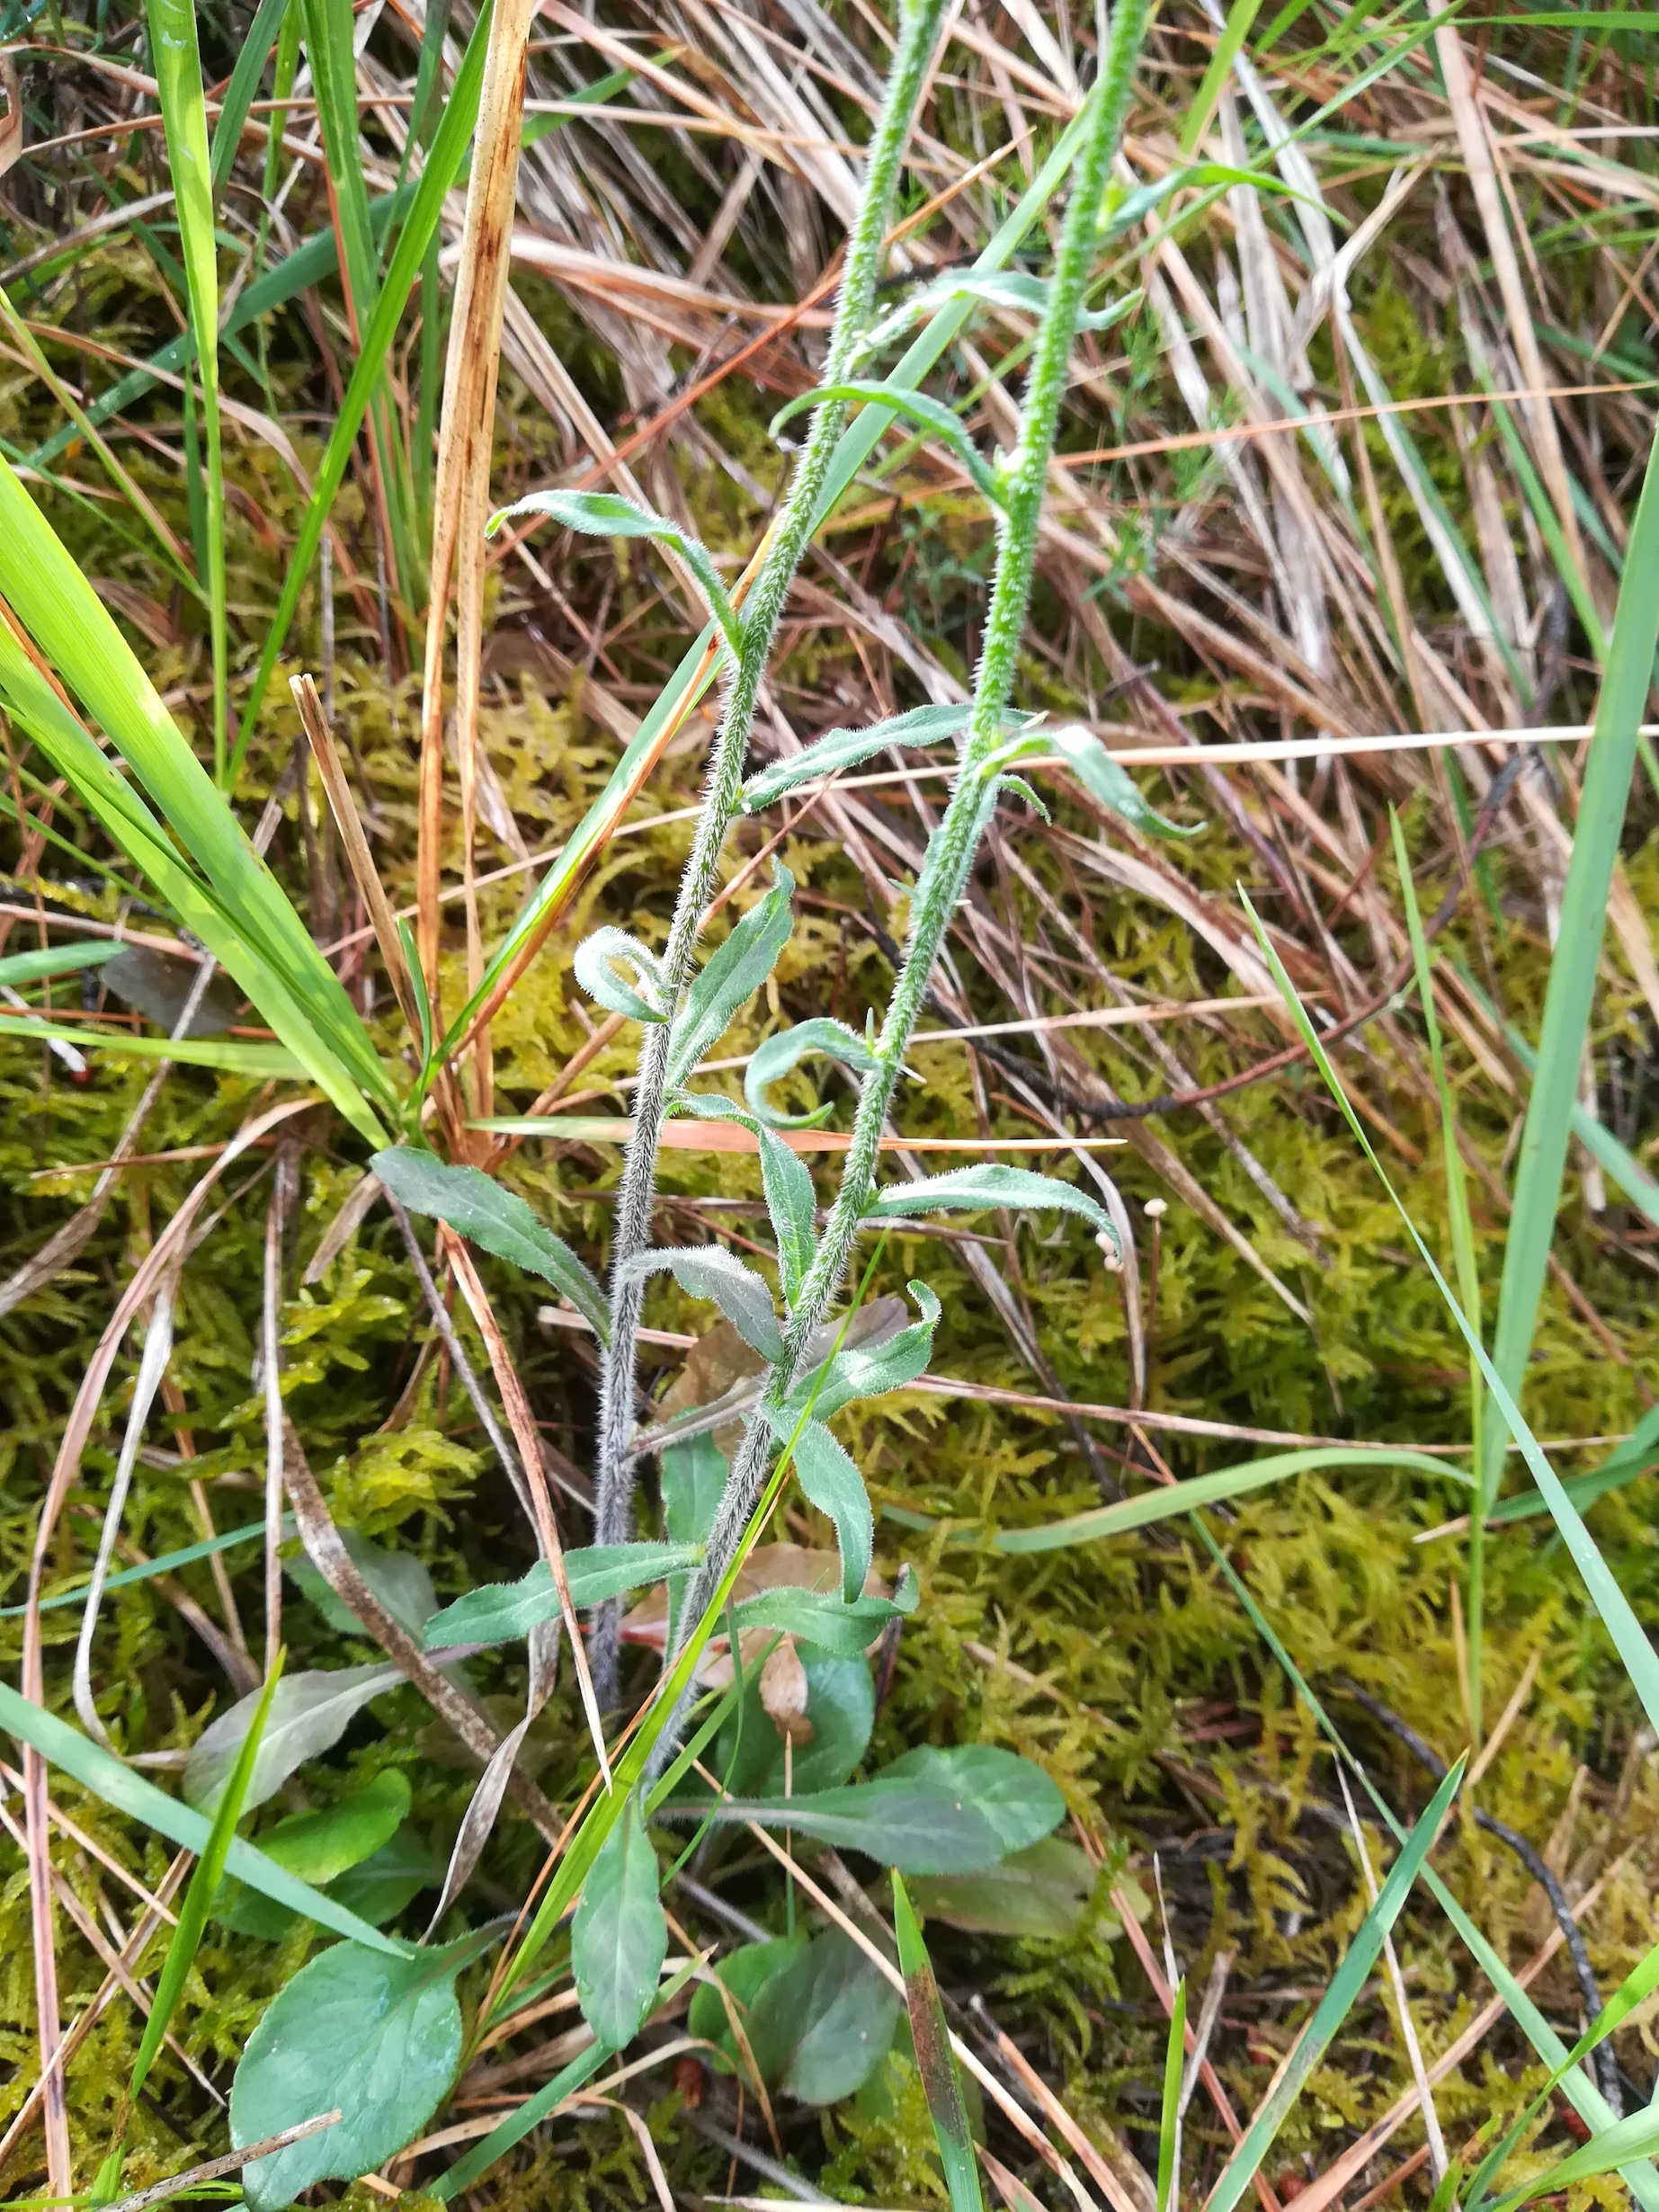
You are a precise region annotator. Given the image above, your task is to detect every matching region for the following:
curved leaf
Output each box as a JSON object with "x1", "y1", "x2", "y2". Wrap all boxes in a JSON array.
[
  {"x1": 572, "y1": 1794, "x2": 667, "y2": 2048},
  {"x1": 759, "y1": 1125, "x2": 817, "y2": 1307},
  {"x1": 750, "y1": 1930, "x2": 903, "y2": 2103},
  {"x1": 732, "y1": 1574, "x2": 914, "y2": 1656},
  {"x1": 893, "y1": 1872, "x2": 983, "y2": 2212},
  {"x1": 745, "y1": 1016, "x2": 879, "y2": 1129},
  {"x1": 741, "y1": 704, "x2": 973, "y2": 813},
  {"x1": 371, "y1": 1149, "x2": 610, "y2": 1345},
  {"x1": 573, "y1": 926, "x2": 671, "y2": 1027},
  {"x1": 1046, "y1": 726, "x2": 1200, "y2": 838},
  {"x1": 868, "y1": 1163, "x2": 1119, "y2": 1256},
  {"x1": 626, "y1": 1246, "x2": 784, "y2": 1361},
  {"x1": 769, "y1": 383, "x2": 1004, "y2": 506},
  {"x1": 787, "y1": 1281, "x2": 941, "y2": 1422},
  {"x1": 665, "y1": 861, "x2": 796, "y2": 1089},
  {"x1": 423, "y1": 1544, "x2": 704, "y2": 1649},
  {"x1": 488, "y1": 487, "x2": 743, "y2": 655},
  {"x1": 231, "y1": 1938, "x2": 475, "y2": 2210},
  {"x1": 0, "y1": 941, "x2": 128, "y2": 989}
]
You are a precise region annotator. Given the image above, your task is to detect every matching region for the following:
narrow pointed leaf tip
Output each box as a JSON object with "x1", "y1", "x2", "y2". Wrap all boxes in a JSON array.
[
  {"x1": 867, "y1": 1163, "x2": 1119, "y2": 1261},
  {"x1": 624, "y1": 1245, "x2": 783, "y2": 1361},
  {"x1": 371, "y1": 1149, "x2": 611, "y2": 1344},
  {"x1": 1046, "y1": 727, "x2": 1200, "y2": 838},
  {"x1": 486, "y1": 487, "x2": 744, "y2": 654},
  {"x1": 572, "y1": 1794, "x2": 667, "y2": 2048},
  {"x1": 745, "y1": 1016, "x2": 880, "y2": 1128},
  {"x1": 769, "y1": 383, "x2": 1006, "y2": 506},
  {"x1": 665, "y1": 861, "x2": 796, "y2": 1089}
]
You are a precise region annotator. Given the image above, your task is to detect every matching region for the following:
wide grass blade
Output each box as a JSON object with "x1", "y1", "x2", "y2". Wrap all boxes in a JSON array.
[
  {"x1": 1207, "y1": 1757, "x2": 1464, "y2": 2212},
  {"x1": 234, "y1": 4, "x2": 495, "y2": 766},
  {"x1": 145, "y1": 0, "x2": 227, "y2": 779},
  {"x1": 1155, "y1": 1977, "x2": 1187, "y2": 2212},
  {"x1": 0, "y1": 1680, "x2": 404, "y2": 1953},
  {"x1": 93, "y1": 1657, "x2": 287, "y2": 2204},
  {"x1": 0, "y1": 491, "x2": 393, "y2": 1137},
  {"x1": 1480, "y1": 426, "x2": 1659, "y2": 1485},
  {"x1": 892, "y1": 1872, "x2": 984, "y2": 2212}
]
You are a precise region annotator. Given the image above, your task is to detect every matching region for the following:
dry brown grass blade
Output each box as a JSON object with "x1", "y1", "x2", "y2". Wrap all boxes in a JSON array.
[
  {"x1": 418, "y1": 0, "x2": 539, "y2": 1116},
  {"x1": 440, "y1": 1226, "x2": 612, "y2": 1781},
  {"x1": 101, "y1": 2112, "x2": 344, "y2": 2212}
]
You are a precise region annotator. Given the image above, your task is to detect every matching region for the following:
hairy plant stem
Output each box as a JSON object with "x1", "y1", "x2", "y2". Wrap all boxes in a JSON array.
[
  {"x1": 671, "y1": 2, "x2": 1152, "y2": 1677},
  {"x1": 590, "y1": 0, "x2": 950, "y2": 1704}
]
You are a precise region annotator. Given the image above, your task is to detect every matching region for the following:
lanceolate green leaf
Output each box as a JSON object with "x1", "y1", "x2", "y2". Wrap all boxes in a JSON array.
[
  {"x1": 741, "y1": 703, "x2": 973, "y2": 811},
  {"x1": 571, "y1": 1794, "x2": 667, "y2": 2048},
  {"x1": 866, "y1": 1162, "x2": 1117, "y2": 1247},
  {"x1": 488, "y1": 488, "x2": 744, "y2": 655},
  {"x1": 624, "y1": 1246, "x2": 783, "y2": 1361},
  {"x1": 209, "y1": 0, "x2": 291, "y2": 204},
  {"x1": 0, "y1": 494, "x2": 392, "y2": 1139},
  {"x1": 0, "y1": 1680, "x2": 403, "y2": 1953},
  {"x1": 422, "y1": 1545, "x2": 703, "y2": 1648},
  {"x1": 0, "y1": 1012, "x2": 304, "y2": 1078},
  {"x1": 145, "y1": 0, "x2": 227, "y2": 776},
  {"x1": 664, "y1": 861, "x2": 796, "y2": 1089},
  {"x1": 789, "y1": 1422, "x2": 873, "y2": 1602},
  {"x1": 1207, "y1": 1758, "x2": 1465, "y2": 2212},
  {"x1": 1480, "y1": 427, "x2": 1659, "y2": 1486},
  {"x1": 371, "y1": 1149, "x2": 611, "y2": 1342},
  {"x1": 893, "y1": 1873, "x2": 984, "y2": 2212},
  {"x1": 234, "y1": 4, "x2": 495, "y2": 762}
]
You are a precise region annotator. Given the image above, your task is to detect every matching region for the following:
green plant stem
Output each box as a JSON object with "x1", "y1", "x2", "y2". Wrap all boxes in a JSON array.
[
  {"x1": 669, "y1": 0, "x2": 1151, "y2": 1675},
  {"x1": 587, "y1": 0, "x2": 950, "y2": 1702}
]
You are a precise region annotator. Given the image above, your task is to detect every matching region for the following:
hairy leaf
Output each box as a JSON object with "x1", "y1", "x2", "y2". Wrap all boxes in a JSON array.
[
  {"x1": 371, "y1": 1149, "x2": 610, "y2": 1344},
  {"x1": 770, "y1": 384, "x2": 1004, "y2": 505},
  {"x1": 731, "y1": 1576, "x2": 914, "y2": 1655},
  {"x1": 866, "y1": 1162, "x2": 1118, "y2": 1253},
  {"x1": 741, "y1": 704, "x2": 973, "y2": 812},
  {"x1": 745, "y1": 1015, "x2": 880, "y2": 1128},
  {"x1": 664, "y1": 862, "x2": 796, "y2": 1090},
  {"x1": 782, "y1": 1421, "x2": 872, "y2": 1601},
  {"x1": 573, "y1": 926, "x2": 671, "y2": 1027},
  {"x1": 758, "y1": 1125, "x2": 818, "y2": 1306},
  {"x1": 1045, "y1": 726, "x2": 1199, "y2": 838},
  {"x1": 625, "y1": 1246, "x2": 784, "y2": 1360},
  {"x1": 424, "y1": 1545, "x2": 704, "y2": 1649},
  {"x1": 786, "y1": 1282, "x2": 941, "y2": 1421}
]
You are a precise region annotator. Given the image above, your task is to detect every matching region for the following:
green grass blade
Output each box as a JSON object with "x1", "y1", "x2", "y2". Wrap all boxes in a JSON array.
[
  {"x1": 892, "y1": 1872, "x2": 983, "y2": 2212},
  {"x1": 210, "y1": 0, "x2": 292, "y2": 207},
  {"x1": 0, "y1": 1517, "x2": 279, "y2": 1618},
  {"x1": 0, "y1": 1680, "x2": 405, "y2": 1955},
  {"x1": 0, "y1": 1013, "x2": 304, "y2": 1077},
  {"x1": 1480, "y1": 425, "x2": 1659, "y2": 1485},
  {"x1": 145, "y1": 0, "x2": 227, "y2": 780},
  {"x1": 991, "y1": 1446, "x2": 1460, "y2": 1553},
  {"x1": 1208, "y1": 1758, "x2": 1465, "y2": 2212},
  {"x1": 1245, "y1": 896, "x2": 1659, "y2": 1742},
  {"x1": 1155, "y1": 1977, "x2": 1186, "y2": 2212},
  {"x1": 1391, "y1": 808, "x2": 1487, "y2": 1739},
  {"x1": 93, "y1": 1656, "x2": 288, "y2": 2201},
  {"x1": 234, "y1": 4, "x2": 495, "y2": 766},
  {"x1": 0, "y1": 467, "x2": 393, "y2": 1137},
  {"x1": 1180, "y1": 0, "x2": 1265, "y2": 153}
]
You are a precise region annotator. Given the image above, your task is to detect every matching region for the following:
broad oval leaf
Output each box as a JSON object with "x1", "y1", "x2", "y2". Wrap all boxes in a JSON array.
[
  {"x1": 184, "y1": 1663, "x2": 401, "y2": 1815},
  {"x1": 572, "y1": 1793, "x2": 667, "y2": 2049},
  {"x1": 758, "y1": 1125, "x2": 817, "y2": 1307},
  {"x1": 769, "y1": 384, "x2": 1004, "y2": 507},
  {"x1": 749, "y1": 1929, "x2": 903, "y2": 2103},
  {"x1": 786, "y1": 1422, "x2": 871, "y2": 1602},
  {"x1": 740, "y1": 704, "x2": 972, "y2": 814},
  {"x1": 423, "y1": 1544, "x2": 704, "y2": 1650},
  {"x1": 787, "y1": 1281, "x2": 941, "y2": 1422},
  {"x1": 664, "y1": 861, "x2": 795, "y2": 1091},
  {"x1": 714, "y1": 1646, "x2": 876, "y2": 1798},
  {"x1": 231, "y1": 1938, "x2": 474, "y2": 2210},
  {"x1": 745, "y1": 1016, "x2": 880, "y2": 1129},
  {"x1": 1046, "y1": 725, "x2": 1200, "y2": 839},
  {"x1": 867, "y1": 1163, "x2": 1118, "y2": 1256},
  {"x1": 487, "y1": 487, "x2": 743, "y2": 654},
  {"x1": 909, "y1": 1837, "x2": 1097, "y2": 1940},
  {"x1": 252, "y1": 1770, "x2": 412, "y2": 1887},
  {"x1": 371, "y1": 1149, "x2": 610, "y2": 1345},
  {"x1": 573, "y1": 925, "x2": 671, "y2": 1028},
  {"x1": 289, "y1": 1530, "x2": 438, "y2": 1641},
  {"x1": 687, "y1": 1933, "x2": 807, "y2": 2077},
  {"x1": 626, "y1": 1246, "x2": 783, "y2": 1361},
  {"x1": 685, "y1": 1744, "x2": 1065, "y2": 1874}
]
